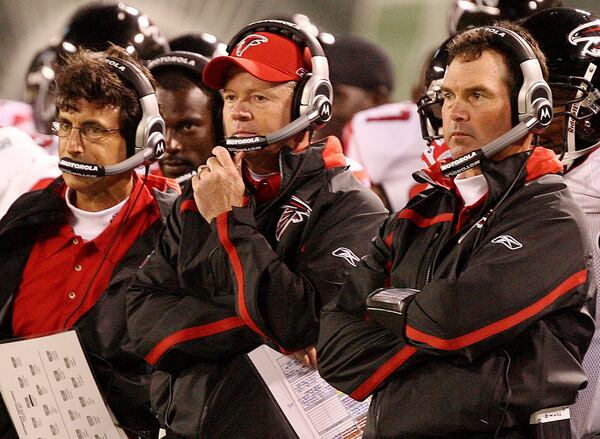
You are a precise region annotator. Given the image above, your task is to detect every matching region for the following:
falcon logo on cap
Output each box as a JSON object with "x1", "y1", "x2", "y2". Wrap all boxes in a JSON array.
[{"x1": 235, "y1": 34, "x2": 269, "y2": 57}]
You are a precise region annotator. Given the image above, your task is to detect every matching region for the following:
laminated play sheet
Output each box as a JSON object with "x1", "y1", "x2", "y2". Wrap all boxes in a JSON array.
[
  {"x1": 248, "y1": 344, "x2": 370, "y2": 439},
  {"x1": 0, "y1": 331, "x2": 125, "y2": 439}
]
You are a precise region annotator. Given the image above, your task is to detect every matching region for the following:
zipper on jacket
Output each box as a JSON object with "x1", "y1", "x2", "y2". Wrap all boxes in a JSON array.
[
  {"x1": 197, "y1": 403, "x2": 210, "y2": 439},
  {"x1": 374, "y1": 394, "x2": 383, "y2": 439},
  {"x1": 425, "y1": 232, "x2": 442, "y2": 283},
  {"x1": 457, "y1": 208, "x2": 493, "y2": 245}
]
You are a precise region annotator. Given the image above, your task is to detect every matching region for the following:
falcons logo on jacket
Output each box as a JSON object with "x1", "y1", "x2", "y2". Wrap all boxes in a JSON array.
[
  {"x1": 276, "y1": 195, "x2": 312, "y2": 241},
  {"x1": 235, "y1": 34, "x2": 268, "y2": 57}
]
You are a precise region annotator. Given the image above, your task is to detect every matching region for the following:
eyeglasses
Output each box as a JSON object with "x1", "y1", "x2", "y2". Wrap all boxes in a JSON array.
[{"x1": 51, "y1": 120, "x2": 120, "y2": 142}]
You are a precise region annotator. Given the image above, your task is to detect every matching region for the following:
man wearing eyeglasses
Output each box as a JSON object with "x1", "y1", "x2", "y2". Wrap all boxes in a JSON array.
[{"x1": 0, "y1": 47, "x2": 179, "y2": 438}]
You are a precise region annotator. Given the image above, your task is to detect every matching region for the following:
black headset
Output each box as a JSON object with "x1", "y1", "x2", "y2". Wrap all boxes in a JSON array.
[
  {"x1": 222, "y1": 19, "x2": 333, "y2": 152},
  {"x1": 147, "y1": 50, "x2": 223, "y2": 184},
  {"x1": 147, "y1": 50, "x2": 210, "y2": 77},
  {"x1": 59, "y1": 56, "x2": 167, "y2": 178},
  {"x1": 440, "y1": 25, "x2": 554, "y2": 177}
]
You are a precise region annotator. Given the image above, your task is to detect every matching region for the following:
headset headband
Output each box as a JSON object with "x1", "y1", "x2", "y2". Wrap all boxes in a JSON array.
[
  {"x1": 147, "y1": 50, "x2": 210, "y2": 76},
  {"x1": 227, "y1": 19, "x2": 326, "y2": 57},
  {"x1": 480, "y1": 26, "x2": 552, "y2": 124}
]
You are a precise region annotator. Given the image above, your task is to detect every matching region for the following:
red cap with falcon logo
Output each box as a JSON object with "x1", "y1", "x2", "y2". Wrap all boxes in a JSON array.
[{"x1": 202, "y1": 31, "x2": 310, "y2": 89}]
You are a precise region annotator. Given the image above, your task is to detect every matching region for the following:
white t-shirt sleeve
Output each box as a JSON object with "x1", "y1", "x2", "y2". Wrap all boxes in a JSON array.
[{"x1": 0, "y1": 126, "x2": 60, "y2": 217}]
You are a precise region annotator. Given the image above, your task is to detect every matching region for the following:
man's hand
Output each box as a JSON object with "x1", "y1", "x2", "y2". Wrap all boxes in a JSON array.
[
  {"x1": 192, "y1": 146, "x2": 246, "y2": 223},
  {"x1": 291, "y1": 346, "x2": 317, "y2": 369}
]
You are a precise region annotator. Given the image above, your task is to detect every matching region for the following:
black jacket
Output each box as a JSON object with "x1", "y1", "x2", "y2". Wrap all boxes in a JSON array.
[
  {"x1": 0, "y1": 174, "x2": 179, "y2": 438},
  {"x1": 317, "y1": 148, "x2": 596, "y2": 439},
  {"x1": 126, "y1": 137, "x2": 388, "y2": 438}
]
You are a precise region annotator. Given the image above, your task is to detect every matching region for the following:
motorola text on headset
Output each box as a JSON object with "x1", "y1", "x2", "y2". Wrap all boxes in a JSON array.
[
  {"x1": 221, "y1": 19, "x2": 333, "y2": 152},
  {"x1": 439, "y1": 25, "x2": 554, "y2": 178},
  {"x1": 58, "y1": 56, "x2": 167, "y2": 178}
]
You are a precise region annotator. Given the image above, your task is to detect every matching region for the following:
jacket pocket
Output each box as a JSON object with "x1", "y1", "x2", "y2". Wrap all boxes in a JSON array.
[
  {"x1": 373, "y1": 353, "x2": 511, "y2": 438},
  {"x1": 150, "y1": 364, "x2": 222, "y2": 438}
]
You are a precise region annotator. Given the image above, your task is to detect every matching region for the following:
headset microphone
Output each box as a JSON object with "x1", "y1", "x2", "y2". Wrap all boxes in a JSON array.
[
  {"x1": 224, "y1": 95, "x2": 332, "y2": 152},
  {"x1": 59, "y1": 142, "x2": 163, "y2": 177},
  {"x1": 440, "y1": 110, "x2": 549, "y2": 177},
  {"x1": 59, "y1": 56, "x2": 166, "y2": 178}
]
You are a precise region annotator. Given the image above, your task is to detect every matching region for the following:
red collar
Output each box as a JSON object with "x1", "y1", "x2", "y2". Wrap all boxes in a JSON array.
[
  {"x1": 243, "y1": 166, "x2": 282, "y2": 204},
  {"x1": 420, "y1": 146, "x2": 563, "y2": 189}
]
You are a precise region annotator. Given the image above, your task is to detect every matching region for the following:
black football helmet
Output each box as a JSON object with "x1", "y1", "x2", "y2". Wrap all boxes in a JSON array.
[
  {"x1": 417, "y1": 37, "x2": 451, "y2": 145},
  {"x1": 523, "y1": 7, "x2": 600, "y2": 168},
  {"x1": 169, "y1": 33, "x2": 227, "y2": 58},
  {"x1": 24, "y1": 45, "x2": 59, "y2": 134},
  {"x1": 60, "y1": 2, "x2": 169, "y2": 60},
  {"x1": 30, "y1": 2, "x2": 168, "y2": 136},
  {"x1": 448, "y1": 0, "x2": 562, "y2": 36}
]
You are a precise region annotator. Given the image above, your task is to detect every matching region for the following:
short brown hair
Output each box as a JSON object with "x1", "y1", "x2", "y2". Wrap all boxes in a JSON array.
[
  {"x1": 447, "y1": 21, "x2": 548, "y2": 115},
  {"x1": 54, "y1": 45, "x2": 156, "y2": 156}
]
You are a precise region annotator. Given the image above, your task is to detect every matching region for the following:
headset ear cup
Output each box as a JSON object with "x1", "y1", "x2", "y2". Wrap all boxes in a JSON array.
[
  {"x1": 511, "y1": 86, "x2": 520, "y2": 127},
  {"x1": 291, "y1": 73, "x2": 312, "y2": 120},
  {"x1": 139, "y1": 117, "x2": 166, "y2": 162},
  {"x1": 146, "y1": 131, "x2": 166, "y2": 162}
]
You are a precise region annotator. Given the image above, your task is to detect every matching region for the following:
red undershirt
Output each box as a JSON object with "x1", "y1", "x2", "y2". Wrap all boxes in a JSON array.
[{"x1": 12, "y1": 176, "x2": 160, "y2": 337}]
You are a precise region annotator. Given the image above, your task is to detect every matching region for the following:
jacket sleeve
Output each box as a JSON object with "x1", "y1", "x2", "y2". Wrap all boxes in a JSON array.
[
  {"x1": 127, "y1": 197, "x2": 262, "y2": 372},
  {"x1": 317, "y1": 216, "x2": 426, "y2": 401},
  {"x1": 404, "y1": 186, "x2": 594, "y2": 363},
  {"x1": 213, "y1": 184, "x2": 387, "y2": 352}
]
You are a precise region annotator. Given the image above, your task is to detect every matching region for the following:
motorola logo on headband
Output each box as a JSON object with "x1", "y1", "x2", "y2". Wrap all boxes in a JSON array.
[
  {"x1": 147, "y1": 51, "x2": 210, "y2": 75},
  {"x1": 59, "y1": 56, "x2": 166, "y2": 178}
]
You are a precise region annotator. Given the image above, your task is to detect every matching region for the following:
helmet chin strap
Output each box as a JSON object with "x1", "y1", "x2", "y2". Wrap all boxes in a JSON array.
[
  {"x1": 560, "y1": 62, "x2": 600, "y2": 169},
  {"x1": 560, "y1": 140, "x2": 600, "y2": 169},
  {"x1": 566, "y1": 63, "x2": 598, "y2": 157}
]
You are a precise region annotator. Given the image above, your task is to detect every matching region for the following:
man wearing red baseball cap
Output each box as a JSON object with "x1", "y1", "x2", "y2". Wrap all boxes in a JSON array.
[{"x1": 127, "y1": 21, "x2": 387, "y2": 438}]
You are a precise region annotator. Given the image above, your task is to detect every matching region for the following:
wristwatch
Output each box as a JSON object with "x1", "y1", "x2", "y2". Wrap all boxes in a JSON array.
[{"x1": 366, "y1": 288, "x2": 420, "y2": 337}]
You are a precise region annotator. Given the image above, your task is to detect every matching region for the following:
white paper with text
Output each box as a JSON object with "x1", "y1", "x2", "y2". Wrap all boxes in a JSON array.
[
  {"x1": 0, "y1": 331, "x2": 124, "y2": 439},
  {"x1": 248, "y1": 344, "x2": 370, "y2": 439}
]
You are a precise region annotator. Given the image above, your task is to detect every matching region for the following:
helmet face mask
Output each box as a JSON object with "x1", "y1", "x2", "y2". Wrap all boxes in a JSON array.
[
  {"x1": 417, "y1": 37, "x2": 450, "y2": 145},
  {"x1": 417, "y1": 80, "x2": 444, "y2": 144},
  {"x1": 547, "y1": 74, "x2": 600, "y2": 165},
  {"x1": 24, "y1": 46, "x2": 58, "y2": 135}
]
